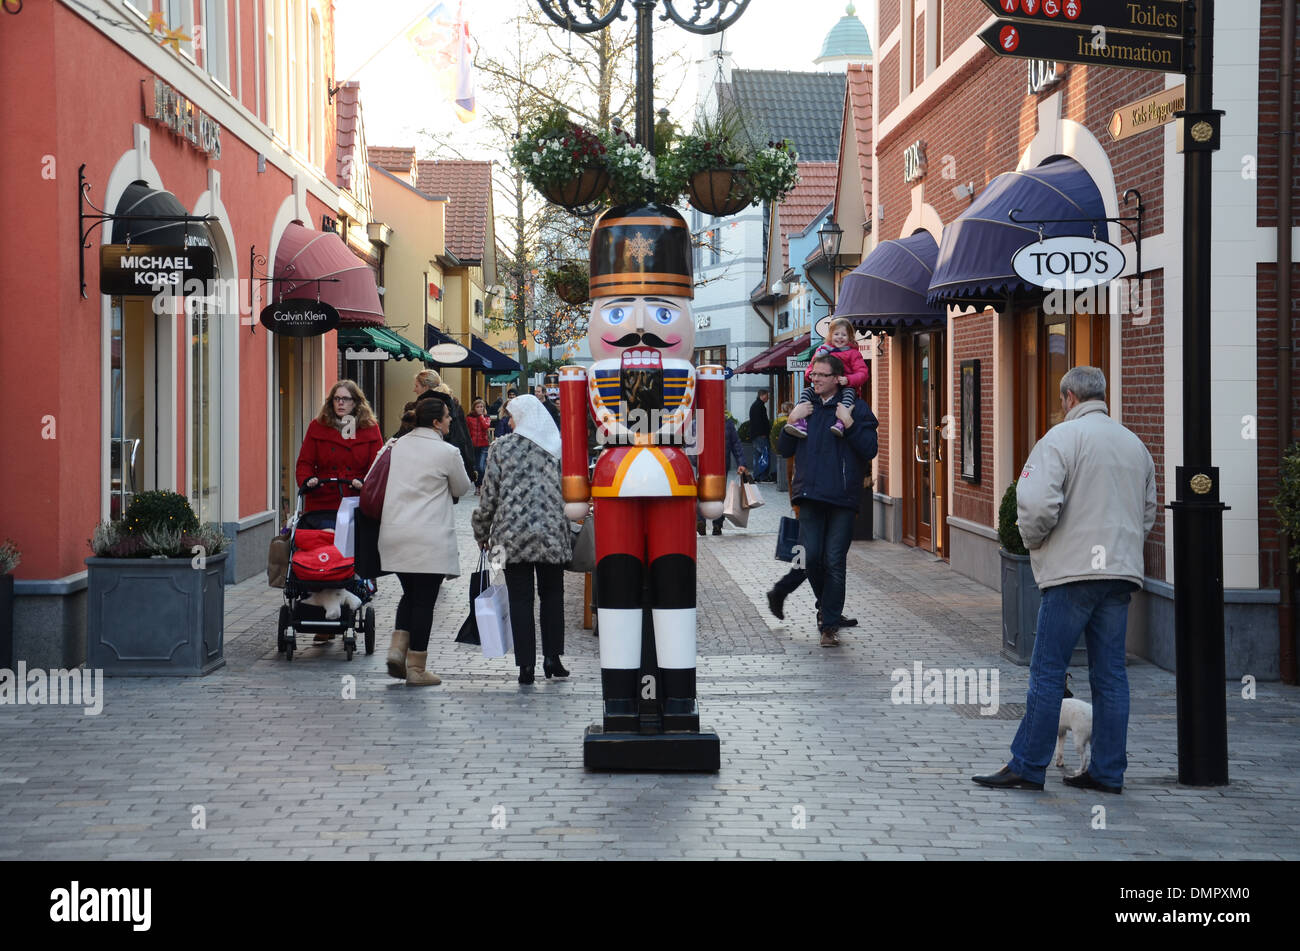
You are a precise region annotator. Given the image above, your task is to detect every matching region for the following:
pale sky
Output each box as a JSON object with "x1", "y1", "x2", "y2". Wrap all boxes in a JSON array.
[{"x1": 335, "y1": 0, "x2": 876, "y2": 157}]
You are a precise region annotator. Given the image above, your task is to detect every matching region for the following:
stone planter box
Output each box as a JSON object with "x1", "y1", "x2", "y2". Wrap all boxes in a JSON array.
[
  {"x1": 86, "y1": 553, "x2": 227, "y2": 676},
  {"x1": 1000, "y1": 548, "x2": 1086, "y2": 667}
]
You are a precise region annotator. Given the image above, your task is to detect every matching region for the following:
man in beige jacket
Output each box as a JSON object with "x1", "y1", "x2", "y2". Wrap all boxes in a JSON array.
[{"x1": 974, "y1": 366, "x2": 1156, "y2": 794}]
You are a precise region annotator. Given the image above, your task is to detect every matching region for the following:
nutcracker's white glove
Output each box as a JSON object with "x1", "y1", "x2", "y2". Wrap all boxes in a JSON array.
[
  {"x1": 565, "y1": 502, "x2": 590, "y2": 524},
  {"x1": 698, "y1": 501, "x2": 724, "y2": 520}
]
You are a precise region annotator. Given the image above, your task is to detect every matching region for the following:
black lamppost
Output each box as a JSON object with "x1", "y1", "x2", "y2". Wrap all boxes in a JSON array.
[
  {"x1": 817, "y1": 217, "x2": 851, "y2": 311},
  {"x1": 536, "y1": 0, "x2": 752, "y2": 152}
]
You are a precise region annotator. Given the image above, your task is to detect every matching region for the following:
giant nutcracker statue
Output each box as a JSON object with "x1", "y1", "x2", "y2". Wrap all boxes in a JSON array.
[{"x1": 560, "y1": 202, "x2": 724, "y2": 770}]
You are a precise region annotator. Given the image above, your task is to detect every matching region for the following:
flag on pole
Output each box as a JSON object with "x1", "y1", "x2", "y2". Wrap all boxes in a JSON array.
[{"x1": 405, "y1": 2, "x2": 476, "y2": 124}]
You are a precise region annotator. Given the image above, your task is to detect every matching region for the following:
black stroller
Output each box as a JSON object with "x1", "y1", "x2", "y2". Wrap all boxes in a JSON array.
[{"x1": 277, "y1": 478, "x2": 377, "y2": 661}]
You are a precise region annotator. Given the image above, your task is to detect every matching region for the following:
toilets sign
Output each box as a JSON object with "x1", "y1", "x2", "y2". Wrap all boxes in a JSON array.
[{"x1": 1012, "y1": 234, "x2": 1127, "y2": 290}]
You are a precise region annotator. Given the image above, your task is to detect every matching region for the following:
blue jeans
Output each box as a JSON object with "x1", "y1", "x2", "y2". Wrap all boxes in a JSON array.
[
  {"x1": 474, "y1": 446, "x2": 489, "y2": 486},
  {"x1": 798, "y1": 500, "x2": 856, "y2": 630},
  {"x1": 1009, "y1": 579, "x2": 1135, "y2": 786},
  {"x1": 751, "y1": 438, "x2": 770, "y2": 480}
]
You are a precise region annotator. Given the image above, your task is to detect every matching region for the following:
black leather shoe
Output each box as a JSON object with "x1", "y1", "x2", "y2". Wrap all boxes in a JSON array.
[
  {"x1": 838, "y1": 616, "x2": 858, "y2": 628},
  {"x1": 543, "y1": 656, "x2": 569, "y2": 679},
  {"x1": 518, "y1": 666, "x2": 535, "y2": 685},
  {"x1": 712, "y1": 524, "x2": 722, "y2": 536},
  {"x1": 1062, "y1": 771, "x2": 1122, "y2": 794},
  {"x1": 766, "y1": 589, "x2": 784, "y2": 620},
  {"x1": 971, "y1": 766, "x2": 1044, "y2": 790},
  {"x1": 696, "y1": 520, "x2": 706, "y2": 536}
]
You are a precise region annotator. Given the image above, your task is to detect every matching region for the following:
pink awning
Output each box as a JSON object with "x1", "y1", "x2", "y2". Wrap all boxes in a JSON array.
[{"x1": 274, "y1": 222, "x2": 383, "y2": 327}]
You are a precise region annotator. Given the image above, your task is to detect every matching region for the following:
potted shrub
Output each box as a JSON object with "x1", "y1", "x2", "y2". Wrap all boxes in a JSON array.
[
  {"x1": 999, "y1": 480, "x2": 1084, "y2": 666},
  {"x1": 511, "y1": 106, "x2": 611, "y2": 210},
  {"x1": 86, "y1": 490, "x2": 229, "y2": 676},
  {"x1": 542, "y1": 261, "x2": 590, "y2": 306},
  {"x1": 0, "y1": 539, "x2": 18, "y2": 671}
]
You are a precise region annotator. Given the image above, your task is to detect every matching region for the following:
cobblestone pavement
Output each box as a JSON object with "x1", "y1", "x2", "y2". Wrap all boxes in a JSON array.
[{"x1": 3, "y1": 483, "x2": 1298, "y2": 860}]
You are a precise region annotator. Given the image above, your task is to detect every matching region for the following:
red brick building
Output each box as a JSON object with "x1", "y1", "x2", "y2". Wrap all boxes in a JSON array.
[{"x1": 841, "y1": 1, "x2": 1297, "y2": 679}]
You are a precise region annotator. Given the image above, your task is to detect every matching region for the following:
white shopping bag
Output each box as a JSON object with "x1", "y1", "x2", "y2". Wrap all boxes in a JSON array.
[
  {"x1": 741, "y1": 478, "x2": 764, "y2": 510},
  {"x1": 474, "y1": 580, "x2": 514, "y2": 659},
  {"x1": 334, "y1": 496, "x2": 360, "y2": 558}
]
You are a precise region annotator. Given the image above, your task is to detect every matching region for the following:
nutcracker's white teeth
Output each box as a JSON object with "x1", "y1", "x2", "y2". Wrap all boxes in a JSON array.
[{"x1": 621, "y1": 348, "x2": 663, "y2": 370}]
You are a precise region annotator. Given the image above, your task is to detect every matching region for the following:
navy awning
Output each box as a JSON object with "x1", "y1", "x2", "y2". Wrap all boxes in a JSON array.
[
  {"x1": 112, "y1": 181, "x2": 213, "y2": 249},
  {"x1": 928, "y1": 157, "x2": 1107, "y2": 306},
  {"x1": 471, "y1": 335, "x2": 521, "y2": 372},
  {"x1": 837, "y1": 231, "x2": 946, "y2": 334},
  {"x1": 425, "y1": 325, "x2": 490, "y2": 368}
]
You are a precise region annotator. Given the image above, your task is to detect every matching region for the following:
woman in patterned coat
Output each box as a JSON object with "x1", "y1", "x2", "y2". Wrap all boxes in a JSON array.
[{"x1": 472, "y1": 395, "x2": 572, "y2": 685}]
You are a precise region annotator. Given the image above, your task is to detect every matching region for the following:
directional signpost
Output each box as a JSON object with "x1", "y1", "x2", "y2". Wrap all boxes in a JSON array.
[
  {"x1": 981, "y1": 0, "x2": 1229, "y2": 786},
  {"x1": 978, "y1": 0, "x2": 1187, "y2": 73}
]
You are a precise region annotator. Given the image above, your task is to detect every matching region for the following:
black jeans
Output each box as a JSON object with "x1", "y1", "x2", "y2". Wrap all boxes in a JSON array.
[
  {"x1": 395, "y1": 572, "x2": 445, "y2": 651},
  {"x1": 504, "y1": 562, "x2": 565, "y2": 667}
]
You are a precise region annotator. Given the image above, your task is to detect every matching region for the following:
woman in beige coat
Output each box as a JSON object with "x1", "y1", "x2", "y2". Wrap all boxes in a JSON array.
[{"x1": 379, "y1": 394, "x2": 473, "y2": 685}]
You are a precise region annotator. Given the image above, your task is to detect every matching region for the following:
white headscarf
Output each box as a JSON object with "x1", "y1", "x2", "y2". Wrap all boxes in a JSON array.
[{"x1": 506, "y1": 394, "x2": 561, "y2": 459}]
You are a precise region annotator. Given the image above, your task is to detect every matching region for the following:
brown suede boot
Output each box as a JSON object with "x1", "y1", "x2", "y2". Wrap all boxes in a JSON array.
[
  {"x1": 405, "y1": 650, "x2": 441, "y2": 686},
  {"x1": 386, "y1": 629, "x2": 410, "y2": 679}
]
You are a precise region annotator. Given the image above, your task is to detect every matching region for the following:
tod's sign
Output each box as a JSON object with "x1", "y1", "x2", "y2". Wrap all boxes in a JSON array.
[
  {"x1": 1012, "y1": 235, "x2": 1127, "y2": 290},
  {"x1": 259, "y1": 299, "x2": 341, "y2": 337}
]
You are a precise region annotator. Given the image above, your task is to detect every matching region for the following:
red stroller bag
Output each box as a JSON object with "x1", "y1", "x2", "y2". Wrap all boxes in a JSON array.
[{"x1": 291, "y1": 529, "x2": 355, "y2": 582}]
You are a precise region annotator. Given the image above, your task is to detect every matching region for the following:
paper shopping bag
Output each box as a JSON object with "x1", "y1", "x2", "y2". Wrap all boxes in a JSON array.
[
  {"x1": 334, "y1": 497, "x2": 359, "y2": 558},
  {"x1": 474, "y1": 580, "x2": 514, "y2": 659},
  {"x1": 741, "y1": 476, "x2": 764, "y2": 510},
  {"x1": 722, "y1": 479, "x2": 749, "y2": 527}
]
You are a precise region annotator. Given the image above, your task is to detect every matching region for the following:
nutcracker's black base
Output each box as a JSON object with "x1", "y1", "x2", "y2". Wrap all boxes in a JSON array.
[{"x1": 583, "y1": 725, "x2": 720, "y2": 771}]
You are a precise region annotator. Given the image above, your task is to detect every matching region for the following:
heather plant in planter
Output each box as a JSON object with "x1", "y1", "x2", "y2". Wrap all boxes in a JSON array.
[{"x1": 86, "y1": 491, "x2": 228, "y2": 676}]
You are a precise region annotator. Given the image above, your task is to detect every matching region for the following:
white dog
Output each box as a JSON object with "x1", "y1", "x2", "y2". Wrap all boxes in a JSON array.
[
  {"x1": 300, "y1": 588, "x2": 363, "y2": 620},
  {"x1": 1054, "y1": 697, "x2": 1093, "y2": 774}
]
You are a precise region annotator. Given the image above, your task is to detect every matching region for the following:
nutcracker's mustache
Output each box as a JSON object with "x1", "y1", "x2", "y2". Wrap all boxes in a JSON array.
[{"x1": 610, "y1": 332, "x2": 671, "y2": 348}]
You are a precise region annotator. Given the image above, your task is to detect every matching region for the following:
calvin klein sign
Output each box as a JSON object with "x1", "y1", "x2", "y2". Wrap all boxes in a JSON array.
[{"x1": 259, "y1": 298, "x2": 341, "y2": 337}]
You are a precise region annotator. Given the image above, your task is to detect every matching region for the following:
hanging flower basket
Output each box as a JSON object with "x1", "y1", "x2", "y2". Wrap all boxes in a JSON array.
[
  {"x1": 541, "y1": 168, "x2": 611, "y2": 210},
  {"x1": 688, "y1": 167, "x2": 753, "y2": 217},
  {"x1": 542, "y1": 262, "x2": 590, "y2": 305}
]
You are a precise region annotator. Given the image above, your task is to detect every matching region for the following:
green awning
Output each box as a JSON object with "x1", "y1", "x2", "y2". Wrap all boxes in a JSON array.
[
  {"x1": 338, "y1": 325, "x2": 433, "y2": 362},
  {"x1": 488, "y1": 373, "x2": 518, "y2": 385}
]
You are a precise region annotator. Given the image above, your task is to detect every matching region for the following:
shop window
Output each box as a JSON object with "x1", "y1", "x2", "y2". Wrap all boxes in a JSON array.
[
  {"x1": 693, "y1": 346, "x2": 725, "y2": 367},
  {"x1": 777, "y1": 309, "x2": 790, "y2": 333},
  {"x1": 1013, "y1": 303, "x2": 1111, "y2": 469},
  {"x1": 202, "y1": 0, "x2": 230, "y2": 88},
  {"x1": 190, "y1": 269, "x2": 223, "y2": 525},
  {"x1": 164, "y1": 0, "x2": 194, "y2": 59}
]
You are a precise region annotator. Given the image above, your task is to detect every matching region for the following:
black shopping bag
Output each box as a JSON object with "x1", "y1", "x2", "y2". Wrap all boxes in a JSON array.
[
  {"x1": 353, "y1": 510, "x2": 387, "y2": 579},
  {"x1": 775, "y1": 515, "x2": 801, "y2": 563},
  {"x1": 456, "y1": 551, "x2": 490, "y2": 645}
]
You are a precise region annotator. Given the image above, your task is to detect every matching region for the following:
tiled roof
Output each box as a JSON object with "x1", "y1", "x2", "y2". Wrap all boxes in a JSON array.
[
  {"x1": 369, "y1": 146, "x2": 417, "y2": 180},
  {"x1": 726, "y1": 70, "x2": 846, "y2": 163},
  {"x1": 334, "y1": 81, "x2": 371, "y2": 213},
  {"x1": 836, "y1": 63, "x2": 872, "y2": 222},
  {"x1": 416, "y1": 159, "x2": 492, "y2": 262},
  {"x1": 778, "y1": 162, "x2": 838, "y2": 266}
]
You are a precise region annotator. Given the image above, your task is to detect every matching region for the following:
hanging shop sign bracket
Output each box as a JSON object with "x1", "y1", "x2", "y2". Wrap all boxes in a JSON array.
[
  {"x1": 1007, "y1": 188, "x2": 1144, "y2": 303},
  {"x1": 248, "y1": 244, "x2": 340, "y2": 335},
  {"x1": 79, "y1": 164, "x2": 218, "y2": 299}
]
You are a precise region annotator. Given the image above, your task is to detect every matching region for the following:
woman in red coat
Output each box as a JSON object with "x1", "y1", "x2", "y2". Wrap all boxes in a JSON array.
[
  {"x1": 295, "y1": 380, "x2": 384, "y2": 518},
  {"x1": 466, "y1": 397, "x2": 492, "y2": 494}
]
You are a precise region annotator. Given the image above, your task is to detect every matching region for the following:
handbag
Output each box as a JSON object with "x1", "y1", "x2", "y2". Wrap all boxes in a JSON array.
[
  {"x1": 722, "y1": 478, "x2": 749, "y2": 528},
  {"x1": 474, "y1": 572, "x2": 514, "y2": 659},
  {"x1": 456, "y1": 551, "x2": 489, "y2": 645},
  {"x1": 267, "y1": 533, "x2": 290, "y2": 588},
  {"x1": 740, "y1": 472, "x2": 764, "y2": 510},
  {"x1": 360, "y1": 439, "x2": 395, "y2": 520},
  {"x1": 775, "y1": 515, "x2": 801, "y2": 563},
  {"x1": 334, "y1": 497, "x2": 359, "y2": 558},
  {"x1": 565, "y1": 514, "x2": 595, "y2": 573},
  {"x1": 352, "y1": 509, "x2": 385, "y2": 579}
]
